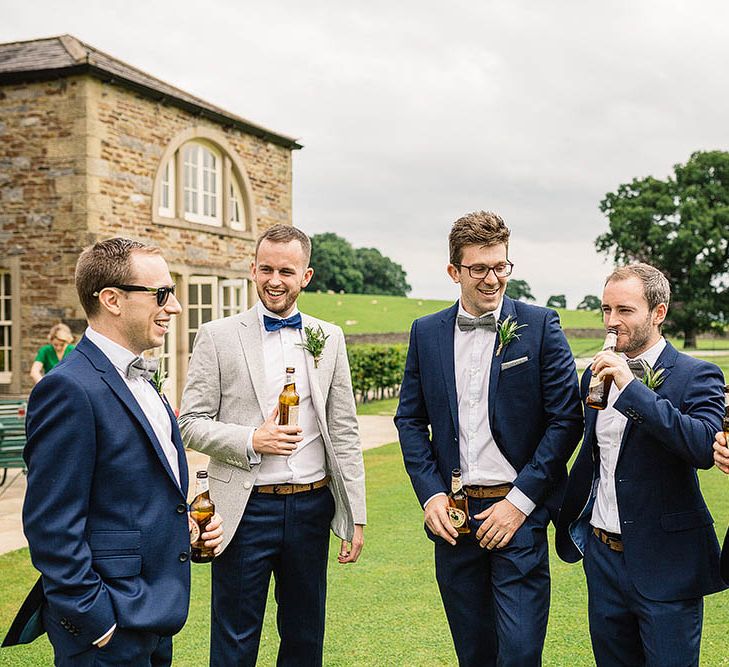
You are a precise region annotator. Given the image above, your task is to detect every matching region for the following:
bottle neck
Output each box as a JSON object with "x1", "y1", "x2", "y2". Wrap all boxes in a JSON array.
[{"x1": 195, "y1": 476, "x2": 209, "y2": 496}]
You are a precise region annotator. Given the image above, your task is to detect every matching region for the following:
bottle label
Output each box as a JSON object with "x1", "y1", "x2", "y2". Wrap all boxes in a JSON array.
[
  {"x1": 588, "y1": 374, "x2": 601, "y2": 390},
  {"x1": 195, "y1": 477, "x2": 209, "y2": 495},
  {"x1": 603, "y1": 332, "x2": 618, "y2": 350},
  {"x1": 287, "y1": 405, "x2": 299, "y2": 426},
  {"x1": 189, "y1": 520, "x2": 201, "y2": 544},
  {"x1": 451, "y1": 479, "x2": 463, "y2": 494},
  {"x1": 447, "y1": 506, "x2": 467, "y2": 528}
]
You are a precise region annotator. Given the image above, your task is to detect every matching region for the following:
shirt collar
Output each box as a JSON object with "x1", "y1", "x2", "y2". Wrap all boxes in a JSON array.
[
  {"x1": 457, "y1": 299, "x2": 503, "y2": 323},
  {"x1": 622, "y1": 336, "x2": 666, "y2": 368},
  {"x1": 256, "y1": 301, "x2": 301, "y2": 327},
  {"x1": 85, "y1": 326, "x2": 139, "y2": 375}
]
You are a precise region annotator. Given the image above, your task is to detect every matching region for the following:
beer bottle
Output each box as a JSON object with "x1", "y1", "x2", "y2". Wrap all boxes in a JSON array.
[
  {"x1": 278, "y1": 366, "x2": 300, "y2": 426},
  {"x1": 447, "y1": 469, "x2": 471, "y2": 535},
  {"x1": 723, "y1": 385, "x2": 729, "y2": 441},
  {"x1": 586, "y1": 328, "x2": 618, "y2": 410},
  {"x1": 190, "y1": 471, "x2": 215, "y2": 563}
]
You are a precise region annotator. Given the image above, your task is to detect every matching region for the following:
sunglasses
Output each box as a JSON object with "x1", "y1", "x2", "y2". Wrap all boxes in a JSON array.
[{"x1": 94, "y1": 284, "x2": 176, "y2": 307}]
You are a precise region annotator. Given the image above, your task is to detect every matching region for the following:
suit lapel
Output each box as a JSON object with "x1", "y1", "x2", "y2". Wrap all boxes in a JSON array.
[
  {"x1": 236, "y1": 308, "x2": 268, "y2": 420},
  {"x1": 617, "y1": 340, "x2": 677, "y2": 460},
  {"x1": 77, "y1": 337, "x2": 185, "y2": 497},
  {"x1": 161, "y1": 391, "x2": 189, "y2": 495},
  {"x1": 488, "y1": 297, "x2": 516, "y2": 423},
  {"x1": 439, "y1": 303, "x2": 459, "y2": 436}
]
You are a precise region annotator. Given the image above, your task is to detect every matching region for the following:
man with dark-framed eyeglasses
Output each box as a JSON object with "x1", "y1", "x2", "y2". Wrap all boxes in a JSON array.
[
  {"x1": 396, "y1": 211, "x2": 583, "y2": 666},
  {"x1": 3, "y1": 237, "x2": 223, "y2": 665}
]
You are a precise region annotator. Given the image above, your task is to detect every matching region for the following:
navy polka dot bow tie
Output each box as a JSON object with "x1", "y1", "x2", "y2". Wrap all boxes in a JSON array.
[{"x1": 263, "y1": 313, "x2": 303, "y2": 332}]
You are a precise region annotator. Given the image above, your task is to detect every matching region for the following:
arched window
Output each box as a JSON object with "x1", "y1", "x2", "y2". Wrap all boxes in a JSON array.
[{"x1": 153, "y1": 128, "x2": 255, "y2": 235}]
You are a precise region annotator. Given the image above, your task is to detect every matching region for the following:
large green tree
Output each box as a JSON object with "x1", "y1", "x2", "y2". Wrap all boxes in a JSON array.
[
  {"x1": 355, "y1": 247, "x2": 411, "y2": 296},
  {"x1": 546, "y1": 294, "x2": 567, "y2": 309},
  {"x1": 577, "y1": 294, "x2": 601, "y2": 311},
  {"x1": 597, "y1": 150, "x2": 729, "y2": 347},
  {"x1": 307, "y1": 233, "x2": 364, "y2": 294}
]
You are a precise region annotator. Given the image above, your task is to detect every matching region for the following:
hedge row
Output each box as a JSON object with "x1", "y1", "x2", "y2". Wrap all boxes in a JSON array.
[{"x1": 348, "y1": 344, "x2": 408, "y2": 403}]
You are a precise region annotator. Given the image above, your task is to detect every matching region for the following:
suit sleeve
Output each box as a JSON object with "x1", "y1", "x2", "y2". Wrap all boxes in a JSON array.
[
  {"x1": 23, "y1": 374, "x2": 117, "y2": 649},
  {"x1": 395, "y1": 320, "x2": 448, "y2": 506},
  {"x1": 178, "y1": 325, "x2": 253, "y2": 468},
  {"x1": 325, "y1": 329, "x2": 367, "y2": 524},
  {"x1": 512, "y1": 310, "x2": 584, "y2": 506},
  {"x1": 613, "y1": 359, "x2": 723, "y2": 469}
]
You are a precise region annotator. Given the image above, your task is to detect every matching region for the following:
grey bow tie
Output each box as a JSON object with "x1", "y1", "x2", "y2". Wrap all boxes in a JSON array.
[
  {"x1": 126, "y1": 356, "x2": 159, "y2": 381},
  {"x1": 626, "y1": 359, "x2": 646, "y2": 379},
  {"x1": 457, "y1": 313, "x2": 497, "y2": 332}
]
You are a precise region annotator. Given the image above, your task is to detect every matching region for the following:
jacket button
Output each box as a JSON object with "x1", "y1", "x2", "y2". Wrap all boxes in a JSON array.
[
  {"x1": 176, "y1": 504, "x2": 187, "y2": 514},
  {"x1": 179, "y1": 552, "x2": 189, "y2": 562},
  {"x1": 243, "y1": 481, "x2": 251, "y2": 489}
]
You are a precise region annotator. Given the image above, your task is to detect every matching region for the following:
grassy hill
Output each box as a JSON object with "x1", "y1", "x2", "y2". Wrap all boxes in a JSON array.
[{"x1": 298, "y1": 292, "x2": 604, "y2": 335}]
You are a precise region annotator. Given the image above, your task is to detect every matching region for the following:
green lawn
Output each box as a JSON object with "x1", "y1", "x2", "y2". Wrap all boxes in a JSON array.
[
  {"x1": 2, "y1": 444, "x2": 728, "y2": 666},
  {"x1": 298, "y1": 292, "x2": 607, "y2": 334}
]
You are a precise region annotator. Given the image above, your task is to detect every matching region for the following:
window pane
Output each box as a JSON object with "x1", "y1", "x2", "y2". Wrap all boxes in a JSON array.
[
  {"x1": 189, "y1": 332, "x2": 196, "y2": 352},
  {"x1": 189, "y1": 309, "x2": 198, "y2": 330},
  {"x1": 188, "y1": 285, "x2": 198, "y2": 305},
  {"x1": 202, "y1": 308, "x2": 212, "y2": 323},
  {"x1": 201, "y1": 284, "x2": 212, "y2": 304}
]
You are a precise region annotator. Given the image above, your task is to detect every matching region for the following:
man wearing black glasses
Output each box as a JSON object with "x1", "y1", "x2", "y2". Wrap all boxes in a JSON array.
[
  {"x1": 4, "y1": 238, "x2": 223, "y2": 665},
  {"x1": 396, "y1": 211, "x2": 583, "y2": 667}
]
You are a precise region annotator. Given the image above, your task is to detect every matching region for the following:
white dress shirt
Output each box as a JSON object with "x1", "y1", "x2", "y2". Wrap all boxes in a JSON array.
[
  {"x1": 424, "y1": 300, "x2": 535, "y2": 516},
  {"x1": 591, "y1": 337, "x2": 666, "y2": 534},
  {"x1": 250, "y1": 301, "x2": 326, "y2": 485}
]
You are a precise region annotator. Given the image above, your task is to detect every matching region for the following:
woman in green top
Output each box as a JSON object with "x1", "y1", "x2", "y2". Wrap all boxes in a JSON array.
[{"x1": 30, "y1": 323, "x2": 76, "y2": 384}]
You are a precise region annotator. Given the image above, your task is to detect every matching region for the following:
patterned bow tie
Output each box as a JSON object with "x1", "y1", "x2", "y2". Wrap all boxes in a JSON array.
[
  {"x1": 456, "y1": 313, "x2": 497, "y2": 332},
  {"x1": 126, "y1": 356, "x2": 159, "y2": 381},
  {"x1": 263, "y1": 313, "x2": 303, "y2": 332},
  {"x1": 626, "y1": 359, "x2": 646, "y2": 379}
]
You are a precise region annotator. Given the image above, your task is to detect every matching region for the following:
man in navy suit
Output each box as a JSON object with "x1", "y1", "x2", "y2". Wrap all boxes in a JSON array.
[
  {"x1": 556, "y1": 263, "x2": 726, "y2": 666},
  {"x1": 3, "y1": 238, "x2": 222, "y2": 666},
  {"x1": 395, "y1": 211, "x2": 583, "y2": 666}
]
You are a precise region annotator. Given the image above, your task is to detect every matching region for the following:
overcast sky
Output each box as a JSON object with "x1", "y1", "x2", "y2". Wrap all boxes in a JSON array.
[{"x1": 3, "y1": 1, "x2": 728, "y2": 305}]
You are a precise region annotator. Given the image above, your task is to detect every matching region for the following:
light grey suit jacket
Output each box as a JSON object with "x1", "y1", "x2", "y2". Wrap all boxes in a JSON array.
[{"x1": 178, "y1": 307, "x2": 366, "y2": 554}]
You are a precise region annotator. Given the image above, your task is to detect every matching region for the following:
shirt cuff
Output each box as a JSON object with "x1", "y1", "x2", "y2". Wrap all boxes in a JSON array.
[
  {"x1": 423, "y1": 492, "x2": 447, "y2": 509},
  {"x1": 93, "y1": 623, "x2": 116, "y2": 646},
  {"x1": 246, "y1": 432, "x2": 261, "y2": 464},
  {"x1": 506, "y1": 487, "x2": 536, "y2": 516}
]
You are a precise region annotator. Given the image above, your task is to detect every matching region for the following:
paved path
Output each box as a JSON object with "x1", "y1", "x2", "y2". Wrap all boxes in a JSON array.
[{"x1": 0, "y1": 415, "x2": 398, "y2": 556}]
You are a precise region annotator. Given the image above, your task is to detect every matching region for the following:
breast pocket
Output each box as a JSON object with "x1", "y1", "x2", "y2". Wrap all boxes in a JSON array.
[{"x1": 499, "y1": 356, "x2": 532, "y2": 378}]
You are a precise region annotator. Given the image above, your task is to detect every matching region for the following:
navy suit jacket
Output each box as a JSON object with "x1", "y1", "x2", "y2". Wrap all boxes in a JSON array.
[
  {"x1": 3, "y1": 336, "x2": 191, "y2": 658},
  {"x1": 556, "y1": 341, "x2": 727, "y2": 601},
  {"x1": 395, "y1": 298, "x2": 583, "y2": 529}
]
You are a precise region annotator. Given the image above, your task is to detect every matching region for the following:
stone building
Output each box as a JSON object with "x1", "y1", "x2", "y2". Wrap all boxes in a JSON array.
[{"x1": 0, "y1": 35, "x2": 301, "y2": 405}]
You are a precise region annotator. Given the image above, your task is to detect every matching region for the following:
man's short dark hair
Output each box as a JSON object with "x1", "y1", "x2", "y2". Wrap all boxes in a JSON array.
[
  {"x1": 75, "y1": 238, "x2": 160, "y2": 318},
  {"x1": 448, "y1": 211, "x2": 511, "y2": 265},
  {"x1": 255, "y1": 224, "x2": 311, "y2": 266}
]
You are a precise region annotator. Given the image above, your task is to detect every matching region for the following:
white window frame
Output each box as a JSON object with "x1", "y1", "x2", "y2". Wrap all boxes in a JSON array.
[
  {"x1": 183, "y1": 143, "x2": 222, "y2": 226},
  {"x1": 158, "y1": 159, "x2": 176, "y2": 218},
  {"x1": 229, "y1": 178, "x2": 245, "y2": 230},
  {"x1": 0, "y1": 270, "x2": 11, "y2": 384},
  {"x1": 188, "y1": 276, "x2": 219, "y2": 357},
  {"x1": 219, "y1": 279, "x2": 248, "y2": 318}
]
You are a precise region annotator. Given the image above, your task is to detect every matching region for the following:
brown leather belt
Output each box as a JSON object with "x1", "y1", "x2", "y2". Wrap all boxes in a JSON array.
[
  {"x1": 255, "y1": 475, "x2": 330, "y2": 495},
  {"x1": 593, "y1": 527, "x2": 624, "y2": 552},
  {"x1": 464, "y1": 483, "x2": 513, "y2": 499}
]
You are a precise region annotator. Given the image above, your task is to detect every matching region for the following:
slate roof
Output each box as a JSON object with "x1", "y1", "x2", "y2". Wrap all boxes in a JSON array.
[{"x1": 0, "y1": 35, "x2": 302, "y2": 150}]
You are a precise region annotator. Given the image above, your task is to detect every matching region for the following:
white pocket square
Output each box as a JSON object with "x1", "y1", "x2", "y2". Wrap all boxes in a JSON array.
[{"x1": 501, "y1": 356, "x2": 529, "y2": 370}]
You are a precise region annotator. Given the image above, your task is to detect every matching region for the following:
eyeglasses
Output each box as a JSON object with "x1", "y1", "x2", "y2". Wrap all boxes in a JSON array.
[
  {"x1": 94, "y1": 284, "x2": 176, "y2": 307},
  {"x1": 454, "y1": 262, "x2": 514, "y2": 280}
]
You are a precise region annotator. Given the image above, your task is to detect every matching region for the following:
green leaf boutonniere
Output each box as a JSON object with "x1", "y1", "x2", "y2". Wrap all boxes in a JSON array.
[
  {"x1": 496, "y1": 315, "x2": 527, "y2": 356},
  {"x1": 298, "y1": 324, "x2": 330, "y2": 368},
  {"x1": 640, "y1": 360, "x2": 666, "y2": 391},
  {"x1": 151, "y1": 363, "x2": 168, "y2": 396}
]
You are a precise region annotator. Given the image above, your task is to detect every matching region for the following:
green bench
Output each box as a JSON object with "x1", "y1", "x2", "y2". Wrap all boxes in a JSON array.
[{"x1": 0, "y1": 400, "x2": 27, "y2": 485}]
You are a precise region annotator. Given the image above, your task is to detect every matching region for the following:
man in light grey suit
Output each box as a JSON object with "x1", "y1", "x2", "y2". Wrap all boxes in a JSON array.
[{"x1": 179, "y1": 224, "x2": 366, "y2": 667}]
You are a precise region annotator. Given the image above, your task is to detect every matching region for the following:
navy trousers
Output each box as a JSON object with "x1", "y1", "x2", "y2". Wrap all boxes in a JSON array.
[
  {"x1": 210, "y1": 486, "x2": 335, "y2": 667},
  {"x1": 583, "y1": 530, "x2": 703, "y2": 667},
  {"x1": 435, "y1": 497, "x2": 551, "y2": 667},
  {"x1": 52, "y1": 629, "x2": 172, "y2": 666}
]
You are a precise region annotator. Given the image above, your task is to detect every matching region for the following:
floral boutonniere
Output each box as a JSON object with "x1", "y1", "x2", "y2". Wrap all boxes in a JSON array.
[
  {"x1": 640, "y1": 360, "x2": 666, "y2": 391},
  {"x1": 151, "y1": 363, "x2": 168, "y2": 396},
  {"x1": 298, "y1": 324, "x2": 329, "y2": 368},
  {"x1": 496, "y1": 315, "x2": 527, "y2": 356}
]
